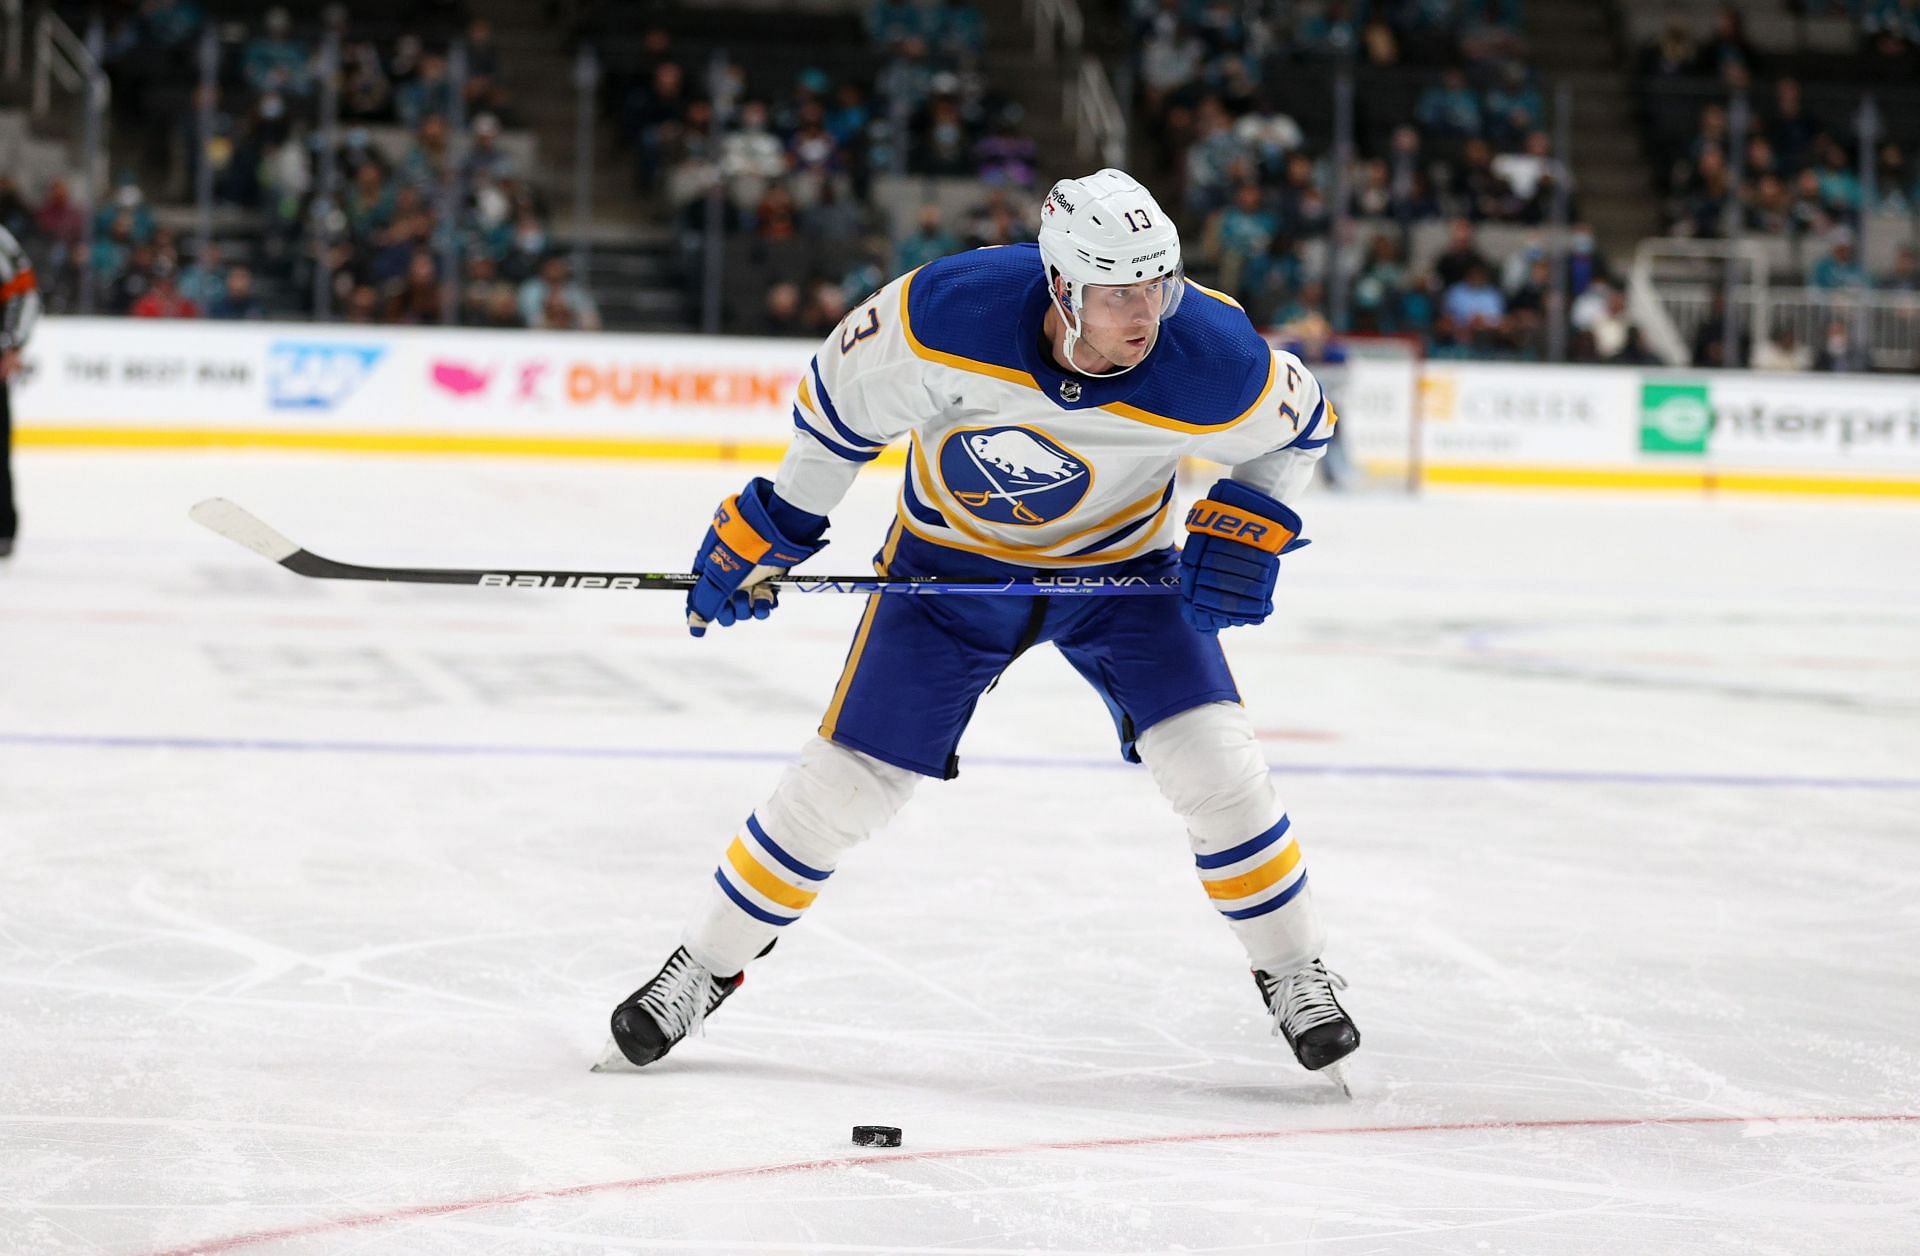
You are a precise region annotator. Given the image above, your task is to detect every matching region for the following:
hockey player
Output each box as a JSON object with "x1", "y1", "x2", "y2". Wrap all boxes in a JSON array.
[{"x1": 603, "y1": 170, "x2": 1360, "y2": 1089}]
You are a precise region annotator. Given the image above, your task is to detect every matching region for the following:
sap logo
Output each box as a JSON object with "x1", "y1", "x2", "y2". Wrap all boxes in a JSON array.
[
  {"x1": 938, "y1": 426, "x2": 1091, "y2": 527},
  {"x1": 431, "y1": 360, "x2": 493, "y2": 397},
  {"x1": 266, "y1": 342, "x2": 385, "y2": 409}
]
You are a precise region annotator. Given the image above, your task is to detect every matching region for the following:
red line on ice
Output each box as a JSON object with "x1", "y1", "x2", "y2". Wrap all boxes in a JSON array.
[{"x1": 144, "y1": 1111, "x2": 1920, "y2": 1255}]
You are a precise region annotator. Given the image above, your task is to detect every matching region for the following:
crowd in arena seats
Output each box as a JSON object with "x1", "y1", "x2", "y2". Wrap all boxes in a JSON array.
[
  {"x1": 1640, "y1": 0, "x2": 1920, "y2": 307},
  {"x1": 1123, "y1": 0, "x2": 1628, "y2": 358},
  {"x1": 608, "y1": 2, "x2": 1014, "y2": 331},
  {"x1": 6, "y1": 2, "x2": 589, "y2": 329}
]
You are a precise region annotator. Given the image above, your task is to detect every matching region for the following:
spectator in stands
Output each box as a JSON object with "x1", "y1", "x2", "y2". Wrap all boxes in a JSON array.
[
  {"x1": 1809, "y1": 231, "x2": 1870, "y2": 289},
  {"x1": 1768, "y1": 79, "x2": 1821, "y2": 176},
  {"x1": 1361, "y1": 14, "x2": 1399, "y2": 66},
  {"x1": 1433, "y1": 218, "x2": 1492, "y2": 290},
  {"x1": 517, "y1": 256, "x2": 600, "y2": 331},
  {"x1": 243, "y1": 8, "x2": 313, "y2": 99},
  {"x1": 344, "y1": 284, "x2": 380, "y2": 323},
  {"x1": 385, "y1": 250, "x2": 444, "y2": 324},
  {"x1": 1295, "y1": 0, "x2": 1359, "y2": 60},
  {"x1": 896, "y1": 205, "x2": 961, "y2": 273},
  {"x1": 911, "y1": 92, "x2": 975, "y2": 177},
  {"x1": 1202, "y1": 181, "x2": 1278, "y2": 303},
  {"x1": 804, "y1": 280, "x2": 850, "y2": 336},
  {"x1": 131, "y1": 263, "x2": 200, "y2": 319},
  {"x1": 975, "y1": 111, "x2": 1038, "y2": 188},
  {"x1": 33, "y1": 180, "x2": 84, "y2": 258},
  {"x1": 1351, "y1": 234, "x2": 1410, "y2": 333},
  {"x1": 1645, "y1": 21, "x2": 1699, "y2": 78},
  {"x1": 108, "y1": 241, "x2": 157, "y2": 314},
  {"x1": 141, "y1": 0, "x2": 205, "y2": 51},
  {"x1": 1441, "y1": 262, "x2": 1507, "y2": 341},
  {"x1": 396, "y1": 53, "x2": 453, "y2": 129},
  {"x1": 178, "y1": 244, "x2": 225, "y2": 311},
  {"x1": 759, "y1": 281, "x2": 805, "y2": 336},
  {"x1": 721, "y1": 101, "x2": 788, "y2": 214},
  {"x1": 1696, "y1": 5, "x2": 1757, "y2": 80},
  {"x1": 501, "y1": 208, "x2": 550, "y2": 282},
  {"x1": 1747, "y1": 173, "x2": 1793, "y2": 234},
  {"x1": 1875, "y1": 142, "x2": 1911, "y2": 212},
  {"x1": 1138, "y1": 6, "x2": 1203, "y2": 116},
  {"x1": 1688, "y1": 289, "x2": 1746, "y2": 368},
  {"x1": 464, "y1": 115, "x2": 514, "y2": 184},
  {"x1": 1459, "y1": 139, "x2": 1518, "y2": 222},
  {"x1": 1184, "y1": 97, "x2": 1248, "y2": 217},
  {"x1": 876, "y1": 37, "x2": 937, "y2": 117},
  {"x1": 1812, "y1": 317, "x2": 1857, "y2": 372},
  {"x1": 963, "y1": 196, "x2": 1022, "y2": 248},
  {"x1": 341, "y1": 41, "x2": 392, "y2": 121},
  {"x1": 1678, "y1": 146, "x2": 1733, "y2": 238},
  {"x1": 630, "y1": 61, "x2": 691, "y2": 192},
  {"x1": 1753, "y1": 324, "x2": 1814, "y2": 371},
  {"x1": 400, "y1": 115, "x2": 452, "y2": 194},
  {"x1": 1416, "y1": 69, "x2": 1482, "y2": 141},
  {"x1": 1505, "y1": 254, "x2": 1554, "y2": 350},
  {"x1": 1589, "y1": 287, "x2": 1637, "y2": 361},
  {"x1": 1484, "y1": 62, "x2": 1545, "y2": 149},
  {"x1": 458, "y1": 255, "x2": 513, "y2": 327},
  {"x1": 208, "y1": 267, "x2": 262, "y2": 320},
  {"x1": 1884, "y1": 245, "x2": 1919, "y2": 292},
  {"x1": 754, "y1": 184, "x2": 800, "y2": 240},
  {"x1": 1813, "y1": 139, "x2": 1862, "y2": 220}
]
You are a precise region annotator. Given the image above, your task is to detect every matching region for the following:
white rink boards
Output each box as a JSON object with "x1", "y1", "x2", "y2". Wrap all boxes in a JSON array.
[{"x1": 3, "y1": 450, "x2": 1919, "y2": 1255}]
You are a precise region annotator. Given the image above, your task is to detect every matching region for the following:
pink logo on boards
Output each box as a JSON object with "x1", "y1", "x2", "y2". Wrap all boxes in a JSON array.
[{"x1": 431, "y1": 361, "x2": 493, "y2": 397}]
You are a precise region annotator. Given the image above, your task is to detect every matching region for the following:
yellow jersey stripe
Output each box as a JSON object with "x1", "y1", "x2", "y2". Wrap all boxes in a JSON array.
[
  {"x1": 724, "y1": 838, "x2": 818, "y2": 911},
  {"x1": 818, "y1": 520, "x2": 902, "y2": 738},
  {"x1": 1202, "y1": 840, "x2": 1303, "y2": 902},
  {"x1": 898, "y1": 268, "x2": 1042, "y2": 391}
]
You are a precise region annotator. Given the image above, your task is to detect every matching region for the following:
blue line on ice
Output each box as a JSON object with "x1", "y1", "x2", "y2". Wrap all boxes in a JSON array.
[{"x1": 3, "y1": 731, "x2": 1917, "y2": 791}]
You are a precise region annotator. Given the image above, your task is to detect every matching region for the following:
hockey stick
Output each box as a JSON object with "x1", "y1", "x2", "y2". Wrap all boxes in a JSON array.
[{"x1": 188, "y1": 498, "x2": 1184, "y2": 597}]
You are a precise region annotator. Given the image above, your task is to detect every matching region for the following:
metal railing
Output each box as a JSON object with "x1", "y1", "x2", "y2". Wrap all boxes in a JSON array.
[
  {"x1": 1653, "y1": 281, "x2": 1920, "y2": 372},
  {"x1": 1027, "y1": 0, "x2": 1082, "y2": 60},
  {"x1": 1026, "y1": 0, "x2": 1126, "y2": 168},
  {"x1": 2, "y1": 0, "x2": 22, "y2": 83},
  {"x1": 31, "y1": 10, "x2": 103, "y2": 119}
]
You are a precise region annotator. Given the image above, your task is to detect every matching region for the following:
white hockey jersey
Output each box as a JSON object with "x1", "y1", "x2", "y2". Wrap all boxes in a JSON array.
[{"x1": 775, "y1": 243, "x2": 1333, "y2": 570}]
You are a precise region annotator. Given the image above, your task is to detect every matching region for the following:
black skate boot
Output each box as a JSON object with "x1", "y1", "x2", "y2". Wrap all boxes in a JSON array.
[
  {"x1": 596, "y1": 947, "x2": 746, "y2": 1071},
  {"x1": 1253, "y1": 959, "x2": 1360, "y2": 1095}
]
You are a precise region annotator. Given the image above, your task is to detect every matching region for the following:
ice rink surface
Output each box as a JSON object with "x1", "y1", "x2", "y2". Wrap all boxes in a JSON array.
[{"x1": 3, "y1": 449, "x2": 1919, "y2": 1255}]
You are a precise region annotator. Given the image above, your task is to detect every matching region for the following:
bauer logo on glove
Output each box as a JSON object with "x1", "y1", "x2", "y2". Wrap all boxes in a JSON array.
[{"x1": 1178, "y1": 478, "x2": 1309, "y2": 635}]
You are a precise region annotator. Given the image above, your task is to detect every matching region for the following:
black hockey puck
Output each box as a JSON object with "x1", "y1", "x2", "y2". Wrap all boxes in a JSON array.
[{"x1": 851, "y1": 1125, "x2": 902, "y2": 1148}]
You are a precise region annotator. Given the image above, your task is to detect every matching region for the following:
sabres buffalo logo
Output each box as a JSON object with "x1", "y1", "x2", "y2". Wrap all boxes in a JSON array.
[{"x1": 937, "y1": 426, "x2": 1091, "y2": 526}]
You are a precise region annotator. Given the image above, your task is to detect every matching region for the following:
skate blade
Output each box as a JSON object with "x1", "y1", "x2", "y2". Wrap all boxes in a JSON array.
[
  {"x1": 1318, "y1": 1060, "x2": 1353, "y2": 1099},
  {"x1": 589, "y1": 1039, "x2": 639, "y2": 1073}
]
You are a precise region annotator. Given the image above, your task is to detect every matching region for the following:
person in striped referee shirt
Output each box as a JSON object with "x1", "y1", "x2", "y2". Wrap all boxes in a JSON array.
[{"x1": 0, "y1": 222, "x2": 41, "y2": 557}]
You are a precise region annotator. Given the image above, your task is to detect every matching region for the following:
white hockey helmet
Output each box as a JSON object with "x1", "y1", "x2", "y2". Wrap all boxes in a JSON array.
[{"x1": 1036, "y1": 168, "x2": 1185, "y2": 373}]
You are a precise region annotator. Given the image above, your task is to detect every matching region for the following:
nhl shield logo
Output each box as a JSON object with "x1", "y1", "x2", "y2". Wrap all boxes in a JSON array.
[
  {"x1": 1059, "y1": 379, "x2": 1082, "y2": 402},
  {"x1": 938, "y1": 426, "x2": 1092, "y2": 527}
]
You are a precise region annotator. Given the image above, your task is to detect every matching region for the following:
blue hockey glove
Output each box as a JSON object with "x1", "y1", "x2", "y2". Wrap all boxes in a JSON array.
[
  {"x1": 686, "y1": 478, "x2": 827, "y2": 637},
  {"x1": 1179, "y1": 478, "x2": 1309, "y2": 634}
]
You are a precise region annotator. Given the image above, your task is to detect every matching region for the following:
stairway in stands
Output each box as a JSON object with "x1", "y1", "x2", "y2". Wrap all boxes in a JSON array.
[
  {"x1": 1526, "y1": 0, "x2": 1662, "y2": 263},
  {"x1": 466, "y1": 0, "x2": 687, "y2": 331}
]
